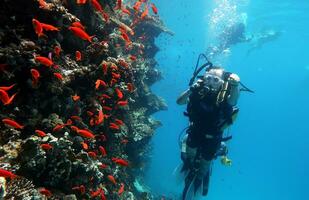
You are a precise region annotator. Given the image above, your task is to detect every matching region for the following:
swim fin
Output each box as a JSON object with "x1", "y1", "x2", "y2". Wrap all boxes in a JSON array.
[
  {"x1": 182, "y1": 171, "x2": 197, "y2": 200},
  {"x1": 202, "y1": 171, "x2": 210, "y2": 196}
]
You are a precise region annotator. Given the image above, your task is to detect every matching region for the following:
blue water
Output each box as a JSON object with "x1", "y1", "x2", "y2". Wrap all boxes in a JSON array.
[{"x1": 145, "y1": 0, "x2": 309, "y2": 199}]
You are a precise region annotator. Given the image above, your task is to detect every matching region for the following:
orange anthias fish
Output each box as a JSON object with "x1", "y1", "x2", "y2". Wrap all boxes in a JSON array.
[
  {"x1": 2, "y1": 118, "x2": 24, "y2": 129},
  {"x1": 151, "y1": 3, "x2": 158, "y2": 15},
  {"x1": 72, "y1": 21, "x2": 85, "y2": 30},
  {"x1": 72, "y1": 94, "x2": 80, "y2": 101},
  {"x1": 141, "y1": 6, "x2": 149, "y2": 20},
  {"x1": 117, "y1": 100, "x2": 128, "y2": 106},
  {"x1": 54, "y1": 46, "x2": 61, "y2": 57},
  {"x1": 94, "y1": 110, "x2": 104, "y2": 125},
  {"x1": 30, "y1": 69, "x2": 40, "y2": 86},
  {"x1": 77, "y1": 129, "x2": 95, "y2": 138},
  {"x1": 40, "y1": 143, "x2": 53, "y2": 150},
  {"x1": 95, "y1": 79, "x2": 108, "y2": 90},
  {"x1": 109, "y1": 122, "x2": 120, "y2": 130},
  {"x1": 53, "y1": 73, "x2": 63, "y2": 81},
  {"x1": 0, "y1": 84, "x2": 15, "y2": 91},
  {"x1": 115, "y1": 88, "x2": 123, "y2": 99},
  {"x1": 99, "y1": 145, "x2": 107, "y2": 156},
  {"x1": 39, "y1": 188, "x2": 52, "y2": 197},
  {"x1": 102, "y1": 62, "x2": 108, "y2": 75},
  {"x1": 35, "y1": 56, "x2": 53, "y2": 67},
  {"x1": 53, "y1": 124, "x2": 65, "y2": 132},
  {"x1": 133, "y1": 1, "x2": 142, "y2": 12},
  {"x1": 0, "y1": 89, "x2": 17, "y2": 105},
  {"x1": 32, "y1": 19, "x2": 44, "y2": 37},
  {"x1": 68, "y1": 26, "x2": 94, "y2": 42},
  {"x1": 40, "y1": 23, "x2": 60, "y2": 31},
  {"x1": 127, "y1": 83, "x2": 134, "y2": 92},
  {"x1": 107, "y1": 175, "x2": 116, "y2": 184},
  {"x1": 75, "y1": 51, "x2": 82, "y2": 61},
  {"x1": 76, "y1": 0, "x2": 87, "y2": 5},
  {"x1": 118, "y1": 183, "x2": 125, "y2": 195},
  {"x1": 35, "y1": 129, "x2": 47, "y2": 137},
  {"x1": 80, "y1": 141, "x2": 88, "y2": 150},
  {"x1": 112, "y1": 158, "x2": 129, "y2": 166},
  {"x1": 115, "y1": 0, "x2": 122, "y2": 10},
  {"x1": 0, "y1": 168, "x2": 17, "y2": 179}
]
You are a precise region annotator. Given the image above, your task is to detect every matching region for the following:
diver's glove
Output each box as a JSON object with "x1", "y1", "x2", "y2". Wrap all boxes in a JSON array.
[{"x1": 221, "y1": 156, "x2": 232, "y2": 166}]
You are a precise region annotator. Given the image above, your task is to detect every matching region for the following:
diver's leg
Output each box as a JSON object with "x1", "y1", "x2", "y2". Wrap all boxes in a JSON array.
[{"x1": 193, "y1": 159, "x2": 211, "y2": 195}]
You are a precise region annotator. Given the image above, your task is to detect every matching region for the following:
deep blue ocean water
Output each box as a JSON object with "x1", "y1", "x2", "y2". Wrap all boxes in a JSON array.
[{"x1": 145, "y1": 0, "x2": 309, "y2": 199}]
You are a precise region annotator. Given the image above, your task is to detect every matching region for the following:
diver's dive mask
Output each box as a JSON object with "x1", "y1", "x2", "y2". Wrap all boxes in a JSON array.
[{"x1": 203, "y1": 68, "x2": 225, "y2": 94}]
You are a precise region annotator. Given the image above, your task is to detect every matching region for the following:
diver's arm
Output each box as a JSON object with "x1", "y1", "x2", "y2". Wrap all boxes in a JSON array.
[
  {"x1": 176, "y1": 89, "x2": 191, "y2": 105},
  {"x1": 226, "y1": 73, "x2": 240, "y2": 106}
]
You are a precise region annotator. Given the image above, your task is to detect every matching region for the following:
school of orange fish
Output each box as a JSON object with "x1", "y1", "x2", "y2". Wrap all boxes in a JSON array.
[{"x1": 0, "y1": 0, "x2": 160, "y2": 199}]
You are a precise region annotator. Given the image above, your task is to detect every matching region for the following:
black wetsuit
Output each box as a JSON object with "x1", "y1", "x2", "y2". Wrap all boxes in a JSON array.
[{"x1": 186, "y1": 81, "x2": 233, "y2": 161}]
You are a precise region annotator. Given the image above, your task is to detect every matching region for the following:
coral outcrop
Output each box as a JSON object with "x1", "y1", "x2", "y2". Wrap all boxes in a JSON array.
[{"x1": 0, "y1": 0, "x2": 170, "y2": 199}]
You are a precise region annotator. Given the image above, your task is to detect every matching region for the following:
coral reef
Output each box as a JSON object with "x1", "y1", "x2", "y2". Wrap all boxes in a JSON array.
[{"x1": 0, "y1": 0, "x2": 170, "y2": 199}]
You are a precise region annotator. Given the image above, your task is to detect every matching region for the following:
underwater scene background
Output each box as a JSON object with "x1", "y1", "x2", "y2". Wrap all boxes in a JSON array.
[
  {"x1": 0, "y1": 0, "x2": 308, "y2": 199},
  {"x1": 146, "y1": 0, "x2": 309, "y2": 199}
]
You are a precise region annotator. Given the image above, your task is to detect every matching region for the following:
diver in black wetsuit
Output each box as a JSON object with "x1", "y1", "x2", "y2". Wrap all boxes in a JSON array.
[{"x1": 177, "y1": 64, "x2": 240, "y2": 199}]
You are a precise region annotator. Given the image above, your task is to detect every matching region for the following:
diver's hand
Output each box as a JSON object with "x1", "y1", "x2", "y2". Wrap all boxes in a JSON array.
[
  {"x1": 228, "y1": 74, "x2": 240, "y2": 86},
  {"x1": 190, "y1": 79, "x2": 203, "y2": 90}
]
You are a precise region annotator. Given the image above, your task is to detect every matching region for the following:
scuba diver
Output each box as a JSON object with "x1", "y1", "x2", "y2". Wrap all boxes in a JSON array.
[{"x1": 176, "y1": 54, "x2": 253, "y2": 199}]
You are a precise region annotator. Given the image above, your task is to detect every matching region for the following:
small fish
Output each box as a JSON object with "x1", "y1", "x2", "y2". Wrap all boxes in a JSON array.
[
  {"x1": 75, "y1": 51, "x2": 82, "y2": 61},
  {"x1": 102, "y1": 62, "x2": 108, "y2": 75},
  {"x1": 115, "y1": 119, "x2": 124, "y2": 126},
  {"x1": 35, "y1": 56, "x2": 53, "y2": 67},
  {"x1": 99, "y1": 163, "x2": 108, "y2": 169},
  {"x1": 95, "y1": 79, "x2": 108, "y2": 90},
  {"x1": 53, "y1": 124, "x2": 65, "y2": 132},
  {"x1": 81, "y1": 141, "x2": 88, "y2": 150},
  {"x1": 91, "y1": 188, "x2": 102, "y2": 198},
  {"x1": 102, "y1": 106, "x2": 112, "y2": 111},
  {"x1": 101, "y1": 94, "x2": 111, "y2": 99},
  {"x1": 39, "y1": 188, "x2": 52, "y2": 197},
  {"x1": 72, "y1": 94, "x2": 80, "y2": 101},
  {"x1": 0, "y1": 84, "x2": 16, "y2": 91},
  {"x1": 129, "y1": 55, "x2": 137, "y2": 61},
  {"x1": 35, "y1": 129, "x2": 47, "y2": 137},
  {"x1": 88, "y1": 151, "x2": 97, "y2": 158},
  {"x1": 41, "y1": 23, "x2": 60, "y2": 31},
  {"x1": 121, "y1": 7, "x2": 131, "y2": 15},
  {"x1": 110, "y1": 63, "x2": 118, "y2": 71},
  {"x1": 2, "y1": 118, "x2": 24, "y2": 129},
  {"x1": 0, "y1": 168, "x2": 17, "y2": 179},
  {"x1": 54, "y1": 46, "x2": 61, "y2": 57},
  {"x1": 119, "y1": 29, "x2": 131, "y2": 44},
  {"x1": 141, "y1": 6, "x2": 149, "y2": 20},
  {"x1": 111, "y1": 72, "x2": 120, "y2": 79},
  {"x1": 72, "y1": 21, "x2": 85, "y2": 30},
  {"x1": 90, "y1": 0, "x2": 103, "y2": 12},
  {"x1": 40, "y1": 143, "x2": 53, "y2": 150},
  {"x1": 70, "y1": 125, "x2": 80, "y2": 132},
  {"x1": 118, "y1": 183, "x2": 125, "y2": 195},
  {"x1": 77, "y1": 129, "x2": 95, "y2": 138},
  {"x1": 115, "y1": 0, "x2": 122, "y2": 10},
  {"x1": 95, "y1": 110, "x2": 104, "y2": 125},
  {"x1": 133, "y1": 1, "x2": 142, "y2": 12},
  {"x1": 110, "y1": 78, "x2": 117, "y2": 86},
  {"x1": 112, "y1": 158, "x2": 129, "y2": 166},
  {"x1": 118, "y1": 59, "x2": 129, "y2": 68},
  {"x1": 117, "y1": 100, "x2": 128, "y2": 106},
  {"x1": 151, "y1": 3, "x2": 158, "y2": 14},
  {"x1": 32, "y1": 19, "x2": 44, "y2": 37},
  {"x1": 68, "y1": 26, "x2": 94, "y2": 42},
  {"x1": 53, "y1": 73, "x2": 63, "y2": 81},
  {"x1": 0, "y1": 89, "x2": 17, "y2": 105},
  {"x1": 115, "y1": 88, "x2": 123, "y2": 99},
  {"x1": 71, "y1": 115, "x2": 82, "y2": 121},
  {"x1": 72, "y1": 185, "x2": 86, "y2": 194},
  {"x1": 31, "y1": 69, "x2": 40, "y2": 86},
  {"x1": 127, "y1": 83, "x2": 134, "y2": 92},
  {"x1": 107, "y1": 175, "x2": 117, "y2": 184},
  {"x1": 76, "y1": 0, "x2": 87, "y2": 5},
  {"x1": 109, "y1": 122, "x2": 120, "y2": 130},
  {"x1": 99, "y1": 146, "x2": 107, "y2": 156}
]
